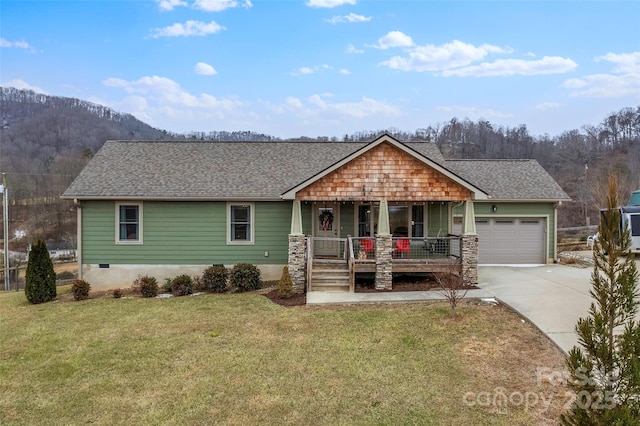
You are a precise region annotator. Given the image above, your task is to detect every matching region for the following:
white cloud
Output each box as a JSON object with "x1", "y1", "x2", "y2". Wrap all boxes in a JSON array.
[
  {"x1": 564, "y1": 73, "x2": 640, "y2": 98},
  {"x1": 346, "y1": 44, "x2": 364, "y2": 54},
  {"x1": 0, "y1": 38, "x2": 33, "y2": 50},
  {"x1": 306, "y1": 0, "x2": 356, "y2": 8},
  {"x1": 0, "y1": 79, "x2": 47, "y2": 94},
  {"x1": 442, "y1": 56, "x2": 577, "y2": 77},
  {"x1": 564, "y1": 51, "x2": 640, "y2": 98},
  {"x1": 376, "y1": 31, "x2": 414, "y2": 50},
  {"x1": 193, "y1": 0, "x2": 252, "y2": 12},
  {"x1": 149, "y1": 20, "x2": 225, "y2": 38},
  {"x1": 436, "y1": 105, "x2": 513, "y2": 120},
  {"x1": 268, "y1": 93, "x2": 401, "y2": 120},
  {"x1": 535, "y1": 102, "x2": 563, "y2": 110},
  {"x1": 326, "y1": 13, "x2": 371, "y2": 24},
  {"x1": 156, "y1": 0, "x2": 187, "y2": 11},
  {"x1": 194, "y1": 62, "x2": 217, "y2": 75},
  {"x1": 596, "y1": 51, "x2": 640, "y2": 73},
  {"x1": 381, "y1": 39, "x2": 508, "y2": 72},
  {"x1": 102, "y1": 75, "x2": 241, "y2": 110},
  {"x1": 339, "y1": 69, "x2": 351, "y2": 75},
  {"x1": 291, "y1": 65, "x2": 333, "y2": 76}
]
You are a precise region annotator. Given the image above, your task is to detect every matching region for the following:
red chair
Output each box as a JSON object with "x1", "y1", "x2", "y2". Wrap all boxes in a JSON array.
[
  {"x1": 360, "y1": 238, "x2": 374, "y2": 258},
  {"x1": 394, "y1": 238, "x2": 410, "y2": 258}
]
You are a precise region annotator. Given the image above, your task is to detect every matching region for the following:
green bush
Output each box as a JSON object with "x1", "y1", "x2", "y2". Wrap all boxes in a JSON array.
[
  {"x1": 192, "y1": 275, "x2": 206, "y2": 292},
  {"x1": 162, "y1": 278, "x2": 173, "y2": 293},
  {"x1": 71, "y1": 280, "x2": 91, "y2": 301},
  {"x1": 25, "y1": 240, "x2": 57, "y2": 304},
  {"x1": 56, "y1": 270, "x2": 75, "y2": 280},
  {"x1": 202, "y1": 265, "x2": 228, "y2": 293},
  {"x1": 136, "y1": 276, "x2": 158, "y2": 298},
  {"x1": 171, "y1": 274, "x2": 193, "y2": 296},
  {"x1": 278, "y1": 266, "x2": 294, "y2": 299},
  {"x1": 230, "y1": 263, "x2": 262, "y2": 292}
]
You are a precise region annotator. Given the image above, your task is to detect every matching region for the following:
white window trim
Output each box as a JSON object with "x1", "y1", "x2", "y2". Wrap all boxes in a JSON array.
[
  {"x1": 115, "y1": 202, "x2": 143, "y2": 244},
  {"x1": 227, "y1": 202, "x2": 255, "y2": 245}
]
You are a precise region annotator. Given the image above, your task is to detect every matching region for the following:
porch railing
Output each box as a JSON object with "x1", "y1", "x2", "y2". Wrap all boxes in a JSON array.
[{"x1": 391, "y1": 236, "x2": 462, "y2": 260}]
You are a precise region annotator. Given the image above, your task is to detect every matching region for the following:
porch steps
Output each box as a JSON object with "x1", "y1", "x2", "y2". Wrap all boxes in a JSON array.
[{"x1": 310, "y1": 261, "x2": 350, "y2": 292}]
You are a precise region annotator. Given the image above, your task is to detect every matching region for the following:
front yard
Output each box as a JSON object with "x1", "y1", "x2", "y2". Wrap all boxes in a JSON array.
[{"x1": 0, "y1": 288, "x2": 569, "y2": 425}]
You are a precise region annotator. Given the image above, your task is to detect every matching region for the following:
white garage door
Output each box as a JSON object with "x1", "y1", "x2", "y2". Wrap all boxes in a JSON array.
[{"x1": 455, "y1": 217, "x2": 546, "y2": 264}]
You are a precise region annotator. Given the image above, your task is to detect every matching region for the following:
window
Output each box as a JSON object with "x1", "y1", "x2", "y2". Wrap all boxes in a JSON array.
[
  {"x1": 631, "y1": 214, "x2": 640, "y2": 237},
  {"x1": 228, "y1": 203, "x2": 254, "y2": 244},
  {"x1": 116, "y1": 203, "x2": 142, "y2": 243}
]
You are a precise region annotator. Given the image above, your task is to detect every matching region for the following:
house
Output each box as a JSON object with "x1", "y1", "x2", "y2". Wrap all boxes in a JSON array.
[
  {"x1": 61, "y1": 134, "x2": 570, "y2": 291},
  {"x1": 45, "y1": 242, "x2": 76, "y2": 260}
]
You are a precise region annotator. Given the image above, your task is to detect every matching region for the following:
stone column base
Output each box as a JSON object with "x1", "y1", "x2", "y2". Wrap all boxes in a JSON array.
[
  {"x1": 461, "y1": 234, "x2": 478, "y2": 286},
  {"x1": 288, "y1": 235, "x2": 306, "y2": 293},
  {"x1": 375, "y1": 234, "x2": 393, "y2": 290}
]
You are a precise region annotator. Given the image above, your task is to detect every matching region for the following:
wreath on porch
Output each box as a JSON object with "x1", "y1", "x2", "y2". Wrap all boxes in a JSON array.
[{"x1": 318, "y1": 209, "x2": 334, "y2": 231}]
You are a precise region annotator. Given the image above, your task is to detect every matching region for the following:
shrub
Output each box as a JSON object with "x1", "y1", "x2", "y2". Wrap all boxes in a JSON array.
[
  {"x1": 278, "y1": 266, "x2": 294, "y2": 299},
  {"x1": 171, "y1": 274, "x2": 193, "y2": 296},
  {"x1": 136, "y1": 276, "x2": 158, "y2": 298},
  {"x1": 71, "y1": 279, "x2": 91, "y2": 301},
  {"x1": 56, "y1": 270, "x2": 75, "y2": 280},
  {"x1": 162, "y1": 278, "x2": 173, "y2": 293},
  {"x1": 113, "y1": 288, "x2": 123, "y2": 299},
  {"x1": 230, "y1": 263, "x2": 262, "y2": 293},
  {"x1": 25, "y1": 240, "x2": 57, "y2": 304},
  {"x1": 202, "y1": 265, "x2": 228, "y2": 293},
  {"x1": 192, "y1": 275, "x2": 206, "y2": 292}
]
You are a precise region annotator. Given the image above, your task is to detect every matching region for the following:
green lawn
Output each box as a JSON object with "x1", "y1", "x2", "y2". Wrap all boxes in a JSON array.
[{"x1": 0, "y1": 288, "x2": 568, "y2": 425}]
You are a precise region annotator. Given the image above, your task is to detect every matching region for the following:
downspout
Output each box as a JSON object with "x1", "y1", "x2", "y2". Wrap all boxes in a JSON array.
[
  {"x1": 553, "y1": 201, "x2": 560, "y2": 264},
  {"x1": 74, "y1": 199, "x2": 82, "y2": 280}
]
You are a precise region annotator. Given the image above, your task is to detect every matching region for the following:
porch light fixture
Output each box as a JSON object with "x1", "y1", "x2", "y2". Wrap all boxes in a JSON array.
[{"x1": 492, "y1": 205, "x2": 497, "y2": 213}]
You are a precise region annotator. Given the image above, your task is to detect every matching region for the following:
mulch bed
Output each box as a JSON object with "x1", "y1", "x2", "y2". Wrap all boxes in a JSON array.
[{"x1": 262, "y1": 289, "x2": 307, "y2": 307}]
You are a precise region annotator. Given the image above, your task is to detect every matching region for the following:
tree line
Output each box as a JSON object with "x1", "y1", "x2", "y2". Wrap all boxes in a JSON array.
[{"x1": 0, "y1": 87, "x2": 638, "y2": 246}]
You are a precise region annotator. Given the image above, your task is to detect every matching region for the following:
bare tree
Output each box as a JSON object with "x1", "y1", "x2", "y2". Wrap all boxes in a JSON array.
[{"x1": 434, "y1": 265, "x2": 468, "y2": 318}]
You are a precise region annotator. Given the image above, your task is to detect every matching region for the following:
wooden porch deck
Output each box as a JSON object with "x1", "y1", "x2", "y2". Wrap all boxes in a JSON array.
[{"x1": 306, "y1": 236, "x2": 462, "y2": 292}]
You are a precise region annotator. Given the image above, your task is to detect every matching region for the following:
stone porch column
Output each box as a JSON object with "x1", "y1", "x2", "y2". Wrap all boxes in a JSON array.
[
  {"x1": 460, "y1": 234, "x2": 478, "y2": 286},
  {"x1": 375, "y1": 234, "x2": 393, "y2": 290},
  {"x1": 288, "y1": 200, "x2": 306, "y2": 293},
  {"x1": 375, "y1": 200, "x2": 392, "y2": 290},
  {"x1": 288, "y1": 235, "x2": 306, "y2": 293}
]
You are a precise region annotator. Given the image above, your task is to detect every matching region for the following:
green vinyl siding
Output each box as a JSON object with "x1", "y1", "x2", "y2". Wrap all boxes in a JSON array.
[{"x1": 81, "y1": 200, "x2": 292, "y2": 265}]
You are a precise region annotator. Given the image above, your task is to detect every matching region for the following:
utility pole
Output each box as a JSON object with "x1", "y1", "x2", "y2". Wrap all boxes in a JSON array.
[{"x1": 1, "y1": 174, "x2": 8, "y2": 291}]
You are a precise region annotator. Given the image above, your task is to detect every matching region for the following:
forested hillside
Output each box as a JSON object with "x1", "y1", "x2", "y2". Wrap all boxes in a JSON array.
[{"x1": 0, "y1": 87, "x2": 638, "y2": 249}]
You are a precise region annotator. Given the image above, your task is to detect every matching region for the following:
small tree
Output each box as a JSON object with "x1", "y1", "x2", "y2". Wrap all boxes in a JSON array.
[
  {"x1": 434, "y1": 265, "x2": 468, "y2": 318},
  {"x1": 25, "y1": 240, "x2": 57, "y2": 304},
  {"x1": 278, "y1": 266, "x2": 294, "y2": 299},
  {"x1": 561, "y1": 176, "x2": 640, "y2": 424}
]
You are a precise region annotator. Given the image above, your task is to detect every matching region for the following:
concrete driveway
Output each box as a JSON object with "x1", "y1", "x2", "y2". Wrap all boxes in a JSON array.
[{"x1": 478, "y1": 260, "x2": 640, "y2": 355}]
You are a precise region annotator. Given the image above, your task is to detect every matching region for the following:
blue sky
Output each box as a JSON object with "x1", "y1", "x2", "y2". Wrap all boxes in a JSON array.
[{"x1": 1, "y1": 0, "x2": 639, "y2": 139}]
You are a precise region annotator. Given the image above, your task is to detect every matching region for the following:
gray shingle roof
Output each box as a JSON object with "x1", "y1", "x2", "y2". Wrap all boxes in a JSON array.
[
  {"x1": 447, "y1": 159, "x2": 570, "y2": 200},
  {"x1": 62, "y1": 139, "x2": 568, "y2": 201}
]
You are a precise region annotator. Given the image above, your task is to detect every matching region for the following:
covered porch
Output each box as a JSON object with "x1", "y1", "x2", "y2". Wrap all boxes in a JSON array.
[
  {"x1": 288, "y1": 199, "x2": 479, "y2": 293},
  {"x1": 282, "y1": 136, "x2": 486, "y2": 293}
]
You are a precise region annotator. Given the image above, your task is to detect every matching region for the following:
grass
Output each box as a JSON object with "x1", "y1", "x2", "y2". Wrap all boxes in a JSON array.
[{"x1": 0, "y1": 287, "x2": 569, "y2": 425}]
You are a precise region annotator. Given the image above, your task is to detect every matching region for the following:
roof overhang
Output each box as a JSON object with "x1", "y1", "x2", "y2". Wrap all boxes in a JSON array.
[
  {"x1": 281, "y1": 134, "x2": 489, "y2": 201},
  {"x1": 60, "y1": 196, "x2": 285, "y2": 202}
]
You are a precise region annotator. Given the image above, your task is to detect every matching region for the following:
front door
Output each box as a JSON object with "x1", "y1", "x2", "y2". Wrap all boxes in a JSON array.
[{"x1": 315, "y1": 203, "x2": 340, "y2": 256}]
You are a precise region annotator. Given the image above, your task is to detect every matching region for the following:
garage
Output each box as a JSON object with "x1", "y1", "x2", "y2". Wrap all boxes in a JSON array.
[{"x1": 455, "y1": 217, "x2": 546, "y2": 264}]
